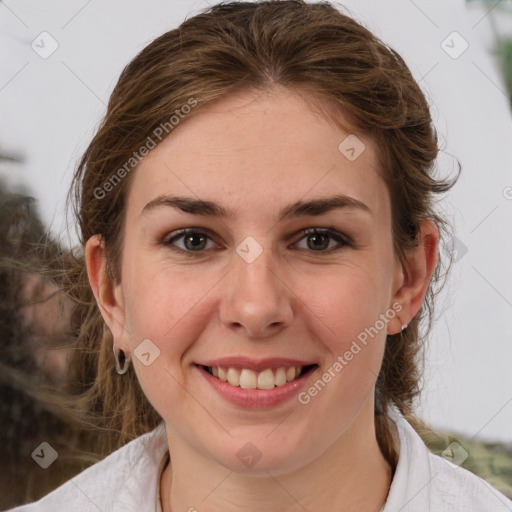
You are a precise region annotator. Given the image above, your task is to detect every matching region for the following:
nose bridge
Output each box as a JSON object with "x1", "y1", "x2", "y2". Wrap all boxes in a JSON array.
[
  {"x1": 237, "y1": 243, "x2": 278, "y2": 296},
  {"x1": 220, "y1": 236, "x2": 293, "y2": 337}
]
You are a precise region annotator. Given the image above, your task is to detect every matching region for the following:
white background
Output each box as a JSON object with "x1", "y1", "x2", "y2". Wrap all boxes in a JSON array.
[{"x1": 1, "y1": 0, "x2": 511, "y2": 442}]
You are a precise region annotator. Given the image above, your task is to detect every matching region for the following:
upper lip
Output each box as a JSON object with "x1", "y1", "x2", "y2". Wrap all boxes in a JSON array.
[{"x1": 196, "y1": 357, "x2": 317, "y2": 372}]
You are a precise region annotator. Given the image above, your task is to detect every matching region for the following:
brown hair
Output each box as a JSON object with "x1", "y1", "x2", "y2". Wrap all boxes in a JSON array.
[
  {"x1": 0, "y1": 183, "x2": 95, "y2": 507},
  {"x1": 58, "y1": 0, "x2": 458, "y2": 465}
]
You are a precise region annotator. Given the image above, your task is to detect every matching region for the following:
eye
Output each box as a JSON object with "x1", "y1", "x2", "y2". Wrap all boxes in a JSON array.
[
  {"x1": 161, "y1": 227, "x2": 351, "y2": 256},
  {"x1": 162, "y1": 228, "x2": 218, "y2": 254},
  {"x1": 292, "y1": 228, "x2": 350, "y2": 252}
]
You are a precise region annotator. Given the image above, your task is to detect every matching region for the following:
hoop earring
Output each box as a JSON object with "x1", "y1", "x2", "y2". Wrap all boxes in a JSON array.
[
  {"x1": 397, "y1": 315, "x2": 408, "y2": 332},
  {"x1": 113, "y1": 344, "x2": 132, "y2": 374}
]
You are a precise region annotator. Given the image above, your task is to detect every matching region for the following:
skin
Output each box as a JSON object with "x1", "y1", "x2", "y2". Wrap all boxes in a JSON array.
[{"x1": 86, "y1": 85, "x2": 439, "y2": 512}]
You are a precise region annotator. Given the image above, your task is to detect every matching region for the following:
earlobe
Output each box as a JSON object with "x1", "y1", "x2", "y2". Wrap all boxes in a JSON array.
[
  {"x1": 388, "y1": 219, "x2": 439, "y2": 334},
  {"x1": 85, "y1": 235, "x2": 127, "y2": 346}
]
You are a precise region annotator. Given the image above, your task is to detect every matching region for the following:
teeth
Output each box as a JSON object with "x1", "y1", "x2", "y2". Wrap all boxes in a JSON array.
[
  {"x1": 257, "y1": 369, "x2": 275, "y2": 389},
  {"x1": 239, "y1": 369, "x2": 257, "y2": 389},
  {"x1": 275, "y1": 367, "x2": 287, "y2": 386},
  {"x1": 207, "y1": 365, "x2": 310, "y2": 389},
  {"x1": 227, "y1": 368, "x2": 240, "y2": 387},
  {"x1": 286, "y1": 367, "x2": 296, "y2": 382}
]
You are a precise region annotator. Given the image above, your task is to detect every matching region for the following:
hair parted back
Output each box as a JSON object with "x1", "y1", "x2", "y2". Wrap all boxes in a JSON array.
[{"x1": 58, "y1": 0, "x2": 459, "y2": 465}]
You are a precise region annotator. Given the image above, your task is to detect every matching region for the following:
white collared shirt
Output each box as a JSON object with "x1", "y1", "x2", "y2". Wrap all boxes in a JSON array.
[{"x1": 7, "y1": 413, "x2": 512, "y2": 511}]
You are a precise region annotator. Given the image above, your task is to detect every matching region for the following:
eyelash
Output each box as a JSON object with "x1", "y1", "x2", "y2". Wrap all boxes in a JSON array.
[{"x1": 161, "y1": 227, "x2": 351, "y2": 256}]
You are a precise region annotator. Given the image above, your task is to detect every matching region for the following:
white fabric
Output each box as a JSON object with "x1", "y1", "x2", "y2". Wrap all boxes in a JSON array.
[
  {"x1": 383, "y1": 411, "x2": 512, "y2": 511},
  {"x1": 154, "y1": 449, "x2": 169, "y2": 512},
  {"x1": 7, "y1": 413, "x2": 512, "y2": 511}
]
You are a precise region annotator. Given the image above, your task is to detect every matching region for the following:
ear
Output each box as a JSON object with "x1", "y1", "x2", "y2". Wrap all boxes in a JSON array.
[
  {"x1": 85, "y1": 235, "x2": 130, "y2": 352},
  {"x1": 388, "y1": 219, "x2": 439, "y2": 334}
]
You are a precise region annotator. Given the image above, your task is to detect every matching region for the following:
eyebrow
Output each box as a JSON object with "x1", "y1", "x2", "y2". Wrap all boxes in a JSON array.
[{"x1": 141, "y1": 194, "x2": 372, "y2": 220}]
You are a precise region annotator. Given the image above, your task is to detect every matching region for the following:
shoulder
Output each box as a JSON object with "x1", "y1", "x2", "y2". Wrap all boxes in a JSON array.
[
  {"x1": 385, "y1": 412, "x2": 512, "y2": 512},
  {"x1": 426, "y1": 445, "x2": 512, "y2": 510},
  {"x1": 5, "y1": 422, "x2": 168, "y2": 512}
]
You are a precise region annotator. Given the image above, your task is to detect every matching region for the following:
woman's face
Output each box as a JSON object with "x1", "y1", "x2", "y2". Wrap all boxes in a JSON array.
[{"x1": 102, "y1": 87, "x2": 410, "y2": 473}]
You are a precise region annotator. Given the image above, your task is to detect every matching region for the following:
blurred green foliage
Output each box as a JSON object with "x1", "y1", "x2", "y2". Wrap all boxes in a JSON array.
[
  {"x1": 423, "y1": 430, "x2": 512, "y2": 499},
  {"x1": 467, "y1": 0, "x2": 512, "y2": 108}
]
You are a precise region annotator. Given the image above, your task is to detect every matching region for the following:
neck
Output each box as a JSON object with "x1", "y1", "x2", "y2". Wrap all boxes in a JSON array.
[{"x1": 160, "y1": 409, "x2": 393, "y2": 512}]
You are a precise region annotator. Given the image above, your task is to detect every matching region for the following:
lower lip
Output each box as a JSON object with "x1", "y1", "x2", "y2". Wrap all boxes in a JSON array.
[{"x1": 196, "y1": 365, "x2": 317, "y2": 409}]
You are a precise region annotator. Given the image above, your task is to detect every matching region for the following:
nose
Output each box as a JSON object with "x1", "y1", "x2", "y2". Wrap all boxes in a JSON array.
[{"x1": 219, "y1": 242, "x2": 294, "y2": 338}]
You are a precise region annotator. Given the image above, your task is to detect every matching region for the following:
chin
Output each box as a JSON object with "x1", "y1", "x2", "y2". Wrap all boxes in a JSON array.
[{"x1": 206, "y1": 434, "x2": 317, "y2": 476}]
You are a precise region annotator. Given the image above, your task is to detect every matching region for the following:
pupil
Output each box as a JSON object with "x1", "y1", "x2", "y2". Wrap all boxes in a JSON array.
[
  {"x1": 185, "y1": 233, "x2": 206, "y2": 250},
  {"x1": 308, "y1": 233, "x2": 329, "y2": 251}
]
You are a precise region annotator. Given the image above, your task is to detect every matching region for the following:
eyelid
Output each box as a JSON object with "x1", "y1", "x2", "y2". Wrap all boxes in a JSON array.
[
  {"x1": 162, "y1": 227, "x2": 215, "y2": 243},
  {"x1": 291, "y1": 227, "x2": 351, "y2": 251},
  {"x1": 161, "y1": 227, "x2": 221, "y2": 255}
]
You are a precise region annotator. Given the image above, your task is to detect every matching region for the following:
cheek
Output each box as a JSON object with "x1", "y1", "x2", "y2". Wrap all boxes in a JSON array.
[
  {"x1": 307, "y1": 265, "x2": 390, "y2": 344},
  {"x1": 299, "y1": 266, "x2": 390, "y2": 398},
  {"x1": 120, "y1": 258, "x2": 219, "y2": 406},
  {"x1": 121, "y1": 246, "x2": 211, "y2": 339},
  {"x1": 121, "y1": 264, "x2": 215, "y2": 417}
]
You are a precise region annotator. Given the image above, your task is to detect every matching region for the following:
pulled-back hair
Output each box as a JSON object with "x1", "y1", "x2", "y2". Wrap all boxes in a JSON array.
[{"x1": 55, "y1": 0, "x2": 458, "y2": 465}]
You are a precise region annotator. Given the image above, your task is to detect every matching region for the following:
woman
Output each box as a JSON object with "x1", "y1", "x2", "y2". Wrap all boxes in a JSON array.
[{"x1": 7, "y1": 1, "x2": 512, "y2": 511}]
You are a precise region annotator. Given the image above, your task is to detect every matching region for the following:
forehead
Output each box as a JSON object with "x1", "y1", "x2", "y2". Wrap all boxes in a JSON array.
[{"x1": 128, "y1": 87, "x2": 390, "y2": 223}]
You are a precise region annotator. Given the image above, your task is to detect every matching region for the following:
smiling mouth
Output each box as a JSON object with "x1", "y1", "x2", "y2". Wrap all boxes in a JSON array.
[{"x1": 199, "y1": 364, "x2": 318, "y2": 390}]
